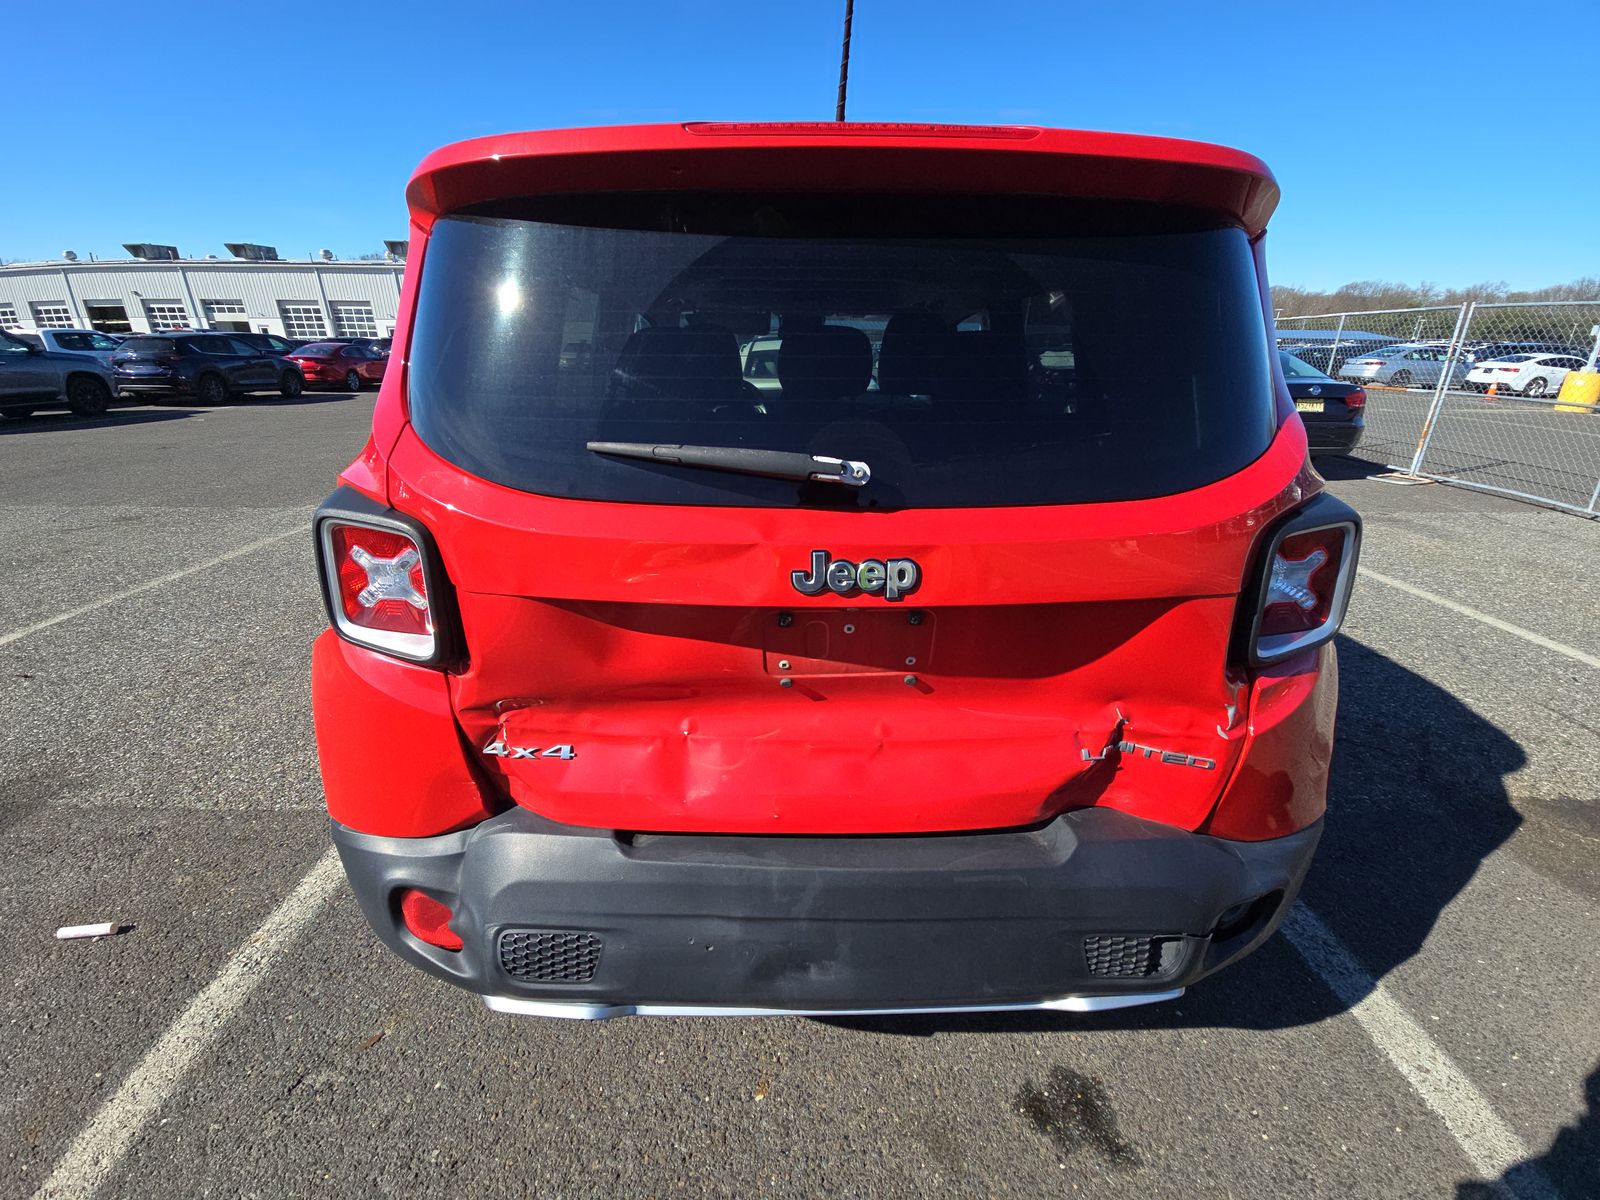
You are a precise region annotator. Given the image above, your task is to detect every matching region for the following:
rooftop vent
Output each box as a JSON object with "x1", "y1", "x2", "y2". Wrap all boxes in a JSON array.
[
  {"x1": 62, "y1": 250, "x2": 78, "y2": 262},
  {"x1": 225, "y1": 242, "x2": 279, "y2": 261},
  {"x1": 384, "y1": 240, "x2": 409, "y2": 261},
  {"x1": 318, "y1": 248, "x2": 335, "y2": 261},
  {"x1": 122, "y1": 243, "x2": 179, "y2": 261}
]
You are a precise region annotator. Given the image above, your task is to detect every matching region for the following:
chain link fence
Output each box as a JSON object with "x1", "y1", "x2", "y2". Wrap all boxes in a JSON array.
[
  {"x1": 1277, "y1": 305, "x2": 1466, "y2": 465},
  {"x1": 1276, "y1": 300, "x2": 1600, "y2": 517}
]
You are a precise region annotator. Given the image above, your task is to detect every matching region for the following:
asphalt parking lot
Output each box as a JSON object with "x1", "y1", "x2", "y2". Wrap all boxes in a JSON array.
[
  {"x1": 1340, "y1": 385, "x2": 1600, "y2": 514},
  {"x1": 2, "y1": 396, "x2": 1597, "y2": 1200}
]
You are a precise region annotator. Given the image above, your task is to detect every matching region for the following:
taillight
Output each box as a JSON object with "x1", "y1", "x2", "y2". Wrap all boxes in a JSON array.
[
  {"x1": 1248, "y1": 499, "x2": 1360, "y2": 665},
  {"x1": 1344, "y1": 388, "x2": 1366, "y2": 410},
  {"x1": 316, "y1": 497, "x2": 450, "y2": 664}
]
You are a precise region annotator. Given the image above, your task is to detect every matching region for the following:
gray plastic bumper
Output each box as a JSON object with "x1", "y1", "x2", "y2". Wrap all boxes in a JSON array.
[{"x1": 331, "y1": 806, "x2": 1321, "y2": 1017}]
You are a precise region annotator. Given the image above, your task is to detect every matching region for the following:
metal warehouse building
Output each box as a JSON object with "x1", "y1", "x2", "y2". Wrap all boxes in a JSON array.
[{"x1": 0, "y1": 242, "x2": 407, "y2": 340}]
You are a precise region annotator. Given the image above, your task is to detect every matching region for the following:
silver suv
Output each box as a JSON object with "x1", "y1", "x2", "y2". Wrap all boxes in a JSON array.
[
  {"x1": 11, "y1": 328, "x2": 124, "y2": 364},
  {"x1": 0, "y1": 330, "x2": 120, "y2": 418}
]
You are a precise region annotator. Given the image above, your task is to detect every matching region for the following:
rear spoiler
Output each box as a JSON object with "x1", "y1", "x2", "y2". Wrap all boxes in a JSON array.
[{"x1": 407, "y1": 122, "x2": 1279, "y2": 237}]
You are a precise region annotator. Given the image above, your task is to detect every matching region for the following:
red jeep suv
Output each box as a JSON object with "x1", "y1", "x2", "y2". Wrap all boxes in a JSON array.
[{"x1": 312, "y1": 122, "x2": 1359, "y2": 1019}]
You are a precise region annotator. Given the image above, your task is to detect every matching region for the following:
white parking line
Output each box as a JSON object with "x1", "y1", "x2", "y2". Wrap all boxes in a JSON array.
[
  {"x1": 1359, "y1": 568, "x2": 1600, "y2": 669},
  {"x1": 31, "y1": 849, "x2": 344, "y2": 1200},
  {"x1": 0, "y1": 520, "x2": 309, "y2": 649},
  {"x1": 1283, "y1": 905, "x2": 1556, "y2": 1200},
  {"x1": 1443, "y1": 413, "x2": 1600, "y2": 437}
]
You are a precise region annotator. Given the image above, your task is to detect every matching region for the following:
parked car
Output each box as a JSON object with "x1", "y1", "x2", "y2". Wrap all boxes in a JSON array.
[
  {"x1": 314, "y1": 337, "x2": 392, "y2": 358},
  {"x1": 312, "y1": 123, "x2": 1361, "y2": 1021},
  {"x1": 0, "y1": 330, "x2": 120, "y2": 417},
  {"x1": 739, "y1": 335, "x2": 782, "y2": 393},
  {"x1": 1276, "y1": 341, "x2": 1336, "y2": 374},
  {"x1": 284, "y1": 341, "x2": 388, "y2": 390},
  {"x1": 1275, "y1": 335, "x2": 1394, "y2": 377},
  {"x1": 1464, "y1": 353, "x2": 1589, "y2": 397},
  {"x1": 1455, "y1": 340, "x2": 1585, "y2": 380},
  {"x1": 231, "y1": 331, "x2": 307, "y2": 357},
  {"x1": 110, "y1": 333, "x2": 304, "y2": 403},
  {"x1": 1282, "y1": 352, "x2": 1365, "y2": 455},
  {"x1": 10, "y1": 328, "x2": 126, "y2": 364},
  {"x1": 1337, "y1": 343, "x2": 1465, "y2": 388}
]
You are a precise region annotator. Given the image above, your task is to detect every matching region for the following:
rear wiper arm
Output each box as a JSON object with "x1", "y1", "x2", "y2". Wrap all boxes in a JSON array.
[{"x1": 586, "y1": 441, "x2": 871, "y2": 487}]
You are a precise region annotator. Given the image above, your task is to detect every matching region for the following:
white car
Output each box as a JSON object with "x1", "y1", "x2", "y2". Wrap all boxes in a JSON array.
[
  {"x1": 1464, "y1": 353, "x2": 1588, "y2": 398},
  {"x1": 739, "y1": 335, "x2": 783, "y2": 394}
]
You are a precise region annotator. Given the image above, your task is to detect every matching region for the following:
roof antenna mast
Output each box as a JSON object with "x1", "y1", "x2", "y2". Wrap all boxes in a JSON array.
[{"x1": 835, "y1": 0, "x2": 854, "y2": 121}]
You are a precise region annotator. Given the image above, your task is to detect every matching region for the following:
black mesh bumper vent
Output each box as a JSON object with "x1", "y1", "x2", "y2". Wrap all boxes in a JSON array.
[
  {"x1": 1083, "y1": 935, "x2": 1163, "y2": 978},
  {"x1": 498, "y1": 929, "x2": 602, "y2": 984}
]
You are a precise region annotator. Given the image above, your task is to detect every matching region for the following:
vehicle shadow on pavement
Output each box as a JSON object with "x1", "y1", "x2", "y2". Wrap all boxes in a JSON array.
[
  {"x1": 0, "y1": 409, "x2": 201, "y2": 435},
  {"x1": 1315, "y1": 454, "x2": 1398, "y2": 481},
  {"x1": 1456, "y1": 1060, "x2": 1599, "y2": 1200},
  {"x1": 826, "y1": 635, "x2": 1526, "y2": 1036},
  {"x1": 820, "y1": 638, "x2": 1600, "y2": 1195}
]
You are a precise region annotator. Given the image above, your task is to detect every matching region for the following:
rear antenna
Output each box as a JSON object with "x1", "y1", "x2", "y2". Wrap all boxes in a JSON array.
[{"x1": 834, "y1": 0, "x2": 854, "y2": 121}]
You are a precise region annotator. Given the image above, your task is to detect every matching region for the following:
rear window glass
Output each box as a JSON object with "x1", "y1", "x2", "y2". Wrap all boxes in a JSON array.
[
  {"x1": 407, "y1": 194, "x2": 1276, "y2": 509},
  {"x1": 117, "y1": 338, "x2": 177, "y2": 353},
  {"x1": 1280, "y1": 353, "x2": 1329, "y2": 379},
  {"x1": 293, "y1": 343, "x2": 341, "y2": 356}
]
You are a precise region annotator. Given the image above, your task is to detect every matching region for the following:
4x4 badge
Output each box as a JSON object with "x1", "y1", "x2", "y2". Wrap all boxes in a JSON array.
[
  {"x1": 483, "y1": 740, "x2": 576, "y2": 761},
  {"x1": 791, "y1": 550, "x2": 920, "y2": 601}
]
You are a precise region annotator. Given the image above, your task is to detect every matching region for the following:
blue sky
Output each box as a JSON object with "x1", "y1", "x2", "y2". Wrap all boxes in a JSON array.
[{"x1": 6, "y1": 0, "x2": 1596, "y2": 289}]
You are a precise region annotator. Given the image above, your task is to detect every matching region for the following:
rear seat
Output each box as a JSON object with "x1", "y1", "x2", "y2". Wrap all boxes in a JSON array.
[
  {"x1": 878, "y1": 313, "x2": 1028, "y2": 406},
  {"x1": 877, "y1": 312, "x2": 948, "y2": 397},
  {"x1": 608, "y1": 326, "x2": 746, "y2": 403},
  {"x1": 775, "y1": 326, "x2": 874, "y2": 409}
]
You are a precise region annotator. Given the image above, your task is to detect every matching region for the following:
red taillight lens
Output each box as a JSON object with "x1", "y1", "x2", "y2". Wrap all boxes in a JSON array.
[
  {"x1": 321, "y1": 520, "x2": 435, "y2": 660},
  {"x1": 1261, "y1": 528, "x2": 1346, "y2": 636},
  {"x1": 1344, "y1": 388, "x2": 1366, "y2": 410},
  {"x1": 1252, "y1": 516, "x2": 1359, "y2": 664},
  {"x1": 398, "y1": 888, "x2": 462, "y2": 951}
]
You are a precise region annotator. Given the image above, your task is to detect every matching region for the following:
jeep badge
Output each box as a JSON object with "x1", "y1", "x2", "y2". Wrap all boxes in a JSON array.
[{"x1": 791, "y1": 550, "x2": 921, "y2": 601}]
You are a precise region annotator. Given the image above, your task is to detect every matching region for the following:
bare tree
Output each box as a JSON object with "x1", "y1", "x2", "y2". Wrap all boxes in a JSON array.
[{"x1": 1272, "y1": 278, "x2": 1600, "y2": 318}]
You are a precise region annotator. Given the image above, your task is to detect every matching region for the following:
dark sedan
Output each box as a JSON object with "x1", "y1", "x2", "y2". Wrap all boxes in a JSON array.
[{"x1": 1283, "y1": 351, "x2": 1365, "y2": 457}]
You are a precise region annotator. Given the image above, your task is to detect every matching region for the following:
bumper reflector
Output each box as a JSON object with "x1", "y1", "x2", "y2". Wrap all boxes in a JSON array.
[{"x1": 399, "y1": 888, "x2": 463, "y2": 951}]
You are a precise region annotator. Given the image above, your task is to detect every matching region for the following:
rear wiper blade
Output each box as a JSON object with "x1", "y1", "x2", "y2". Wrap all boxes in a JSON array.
[{"x1": 586, "y1": 441, "x2": 870, "y2": 487}]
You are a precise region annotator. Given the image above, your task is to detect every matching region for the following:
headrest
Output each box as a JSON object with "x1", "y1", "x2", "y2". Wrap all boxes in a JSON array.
[
  {"x1": 611, "y1": 327, "x2": 743, "y2": 401},
  {"x1": 877, "y1": 311, "x2": 950, "y2": 396},
  {"x1": 776, "y1": 327, "x2": 874, "y2": 402},
  {"x1": 879, "y1": 314, "x2": 1027, "y2": 402},
  {"x1": 941, "y1": 331, "x2": 1028, "y2": 402}
]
